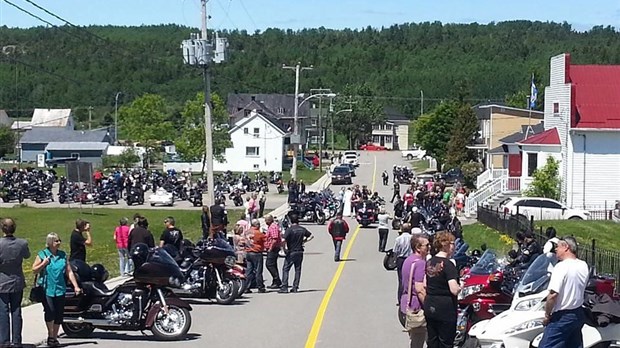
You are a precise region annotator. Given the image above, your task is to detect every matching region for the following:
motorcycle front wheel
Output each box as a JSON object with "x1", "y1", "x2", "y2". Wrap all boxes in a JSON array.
[
  {"x1": 62, "y1": 323, "x2": 95, "y2": 338},
  {"x1": 233, "y1": 278, "x2": 248, "y2": 298},
  {"x1": 315, "y1": 212, "x2": 326, "y2": 225},
  {"x1": 215, "y1": 278, "x2": 239, "y2": 305},
  {"x1": 150, "y1": 305, "x2": 191, "y2": 341}
]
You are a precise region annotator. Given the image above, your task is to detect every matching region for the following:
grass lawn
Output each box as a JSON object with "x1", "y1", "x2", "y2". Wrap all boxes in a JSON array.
[
  {"x1": 0, "y1": 206, "x2": 241, "y2": 305},
  {"x1": 533, "y1": 220, "x2": 620, "y2": 251},
  {"x1": 411, "y1": 159, "x2": 431, "y2": 173},
  {"x1": 282, "y1": 167, "x2": 326, "y2": 185},
  {"x1": 462, "y1": 223, "x2": 515, "y2": 255}
]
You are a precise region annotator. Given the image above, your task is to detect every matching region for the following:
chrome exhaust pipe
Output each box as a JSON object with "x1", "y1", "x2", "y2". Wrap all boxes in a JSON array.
[{"x1": 63, "y1": 318, "x2": 122, "y2": 327}]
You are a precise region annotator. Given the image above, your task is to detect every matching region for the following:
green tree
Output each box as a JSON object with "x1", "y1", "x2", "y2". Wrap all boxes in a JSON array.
[
  {"x1": 117, "y1": 147, "x2": 141, "y2": 168},
  {"x1": 505, "y1": 90, "x2": 528, "y2": 109},
  {"x1": 118, "y1": 94, "x2": 172, "y2": 168},
  {"x1": 174, "y1": 92, "x2": 232, "y2": 173},
  {"x1": 0, "y1": 126, "x2": 15, "y2": 158},
  {"x1": 525, "y1": 156, "x2": 561, "y2": 200},
  {"x1": 333, "y1": 83, "x2": 384, "y2": 148},
  {"x1": 445, "y1": 103, "x2": 479, "y2": 169},
  {"x1": 415, "y1": 101, "x2": 459, "y2": 171}
]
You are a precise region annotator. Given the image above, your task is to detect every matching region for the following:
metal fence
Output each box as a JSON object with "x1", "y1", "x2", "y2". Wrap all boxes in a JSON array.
[{"x1": 477, "y1": 205, "x2": 620, "y2": 291}]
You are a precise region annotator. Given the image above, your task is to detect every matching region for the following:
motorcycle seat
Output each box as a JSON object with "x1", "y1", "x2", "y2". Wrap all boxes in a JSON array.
[{"x1": 82, "y1": 281, "x2": 115, "y2": 297}]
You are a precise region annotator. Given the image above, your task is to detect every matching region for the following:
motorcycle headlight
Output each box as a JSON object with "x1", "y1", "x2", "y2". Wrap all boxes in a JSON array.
[
  {"x1": 224, "y1": 255, "x2": 236, "y2": 268},
  {"x1": 457, "y1": 284, "x2": 483, "y2": 301},
  {"x1": 514, "y1": 298, "x2": 543, "y2": 311},
  {"x1": 168, "y1": 276, "x2": 181, "y2": 288},
  {"x1": 503, "y1": 319, "x2": 544, "y2": 334}
]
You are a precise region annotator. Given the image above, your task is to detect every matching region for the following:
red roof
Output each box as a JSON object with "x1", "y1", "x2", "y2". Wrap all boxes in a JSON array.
[
  {"x1": 570, "y1": 65, "x2": 620, "y2": 128},
  {"x1": 518, "y1": 127, "x2": 561, "y2": 145}
]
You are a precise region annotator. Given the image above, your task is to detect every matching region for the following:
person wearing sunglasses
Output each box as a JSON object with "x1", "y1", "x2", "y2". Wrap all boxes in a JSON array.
[{"x1": 32, "y1": 232, "x2": 82, "y2": 347}]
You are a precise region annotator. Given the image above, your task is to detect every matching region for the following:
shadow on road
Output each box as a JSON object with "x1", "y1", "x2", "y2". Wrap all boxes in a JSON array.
[
  {"x1": 61, "y1": 332, "x2": 201, "y2": 344},
  {"x1": 183, "y1": 298, "x2": 250, "y2": 306},
  {"x1": 337, "y1": 258, "x2": 356, "y2": 262}
]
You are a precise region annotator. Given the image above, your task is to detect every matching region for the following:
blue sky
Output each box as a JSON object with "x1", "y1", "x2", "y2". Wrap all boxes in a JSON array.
[{"x1": 0, "y1": 0, "x2": 618, "y2": 32}]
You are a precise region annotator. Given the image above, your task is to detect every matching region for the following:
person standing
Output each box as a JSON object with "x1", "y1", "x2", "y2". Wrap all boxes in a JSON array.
[
  {"x1": 128, "y1": 216, "x2": 155, "y2": 251},
  {"x1": 298, "y1": 180, "x2": 306, "y2": 194},
  {"x1": 244, "y1": 219, "x2": 266, "y2": 293},
  {"x1": 0, "y1": 218, "x2": 30, "y2": 347},
  {"x1": 258, "y1": 188, "x2": 267, "y2": 218},
  {"x1": 376, "y1": 207, "x2": 392, "y2": 252},
  {"x1": 32, "y1": 233, "x2": 82, "y2": 348},
  {"x1": 201, "y1": 206, "x2": 211, "y2": 240},
  {"x1": 391, "y1": 179, "x2": 401, "y2": 203},
  {"x1": 424, "y1": 231, "x2": 461, "y2": 348},
  {"x1": 279, "y1": 214, "x2": 313, "y2": 293},
  {"x1": 539, "y1": 236, "x2": 589, "y2": 348},
  {"x1": 159, "y1": 217, "x2": 183, "y2": 255},
  {"x1": 400, "y1": 233, "x2": 430, "y2": 348},
  {"x1": 287, "y1": 179, "x2": 298, "y2": 204},
  {"x1": 393, "y1": 224, "x2": 413, "y2": 303},
  {"x1": 264, "y1": 215, "x2": 282, "y2": 289},
  {"x1": 327, "y1": 212, "x2": 349, "y2": 262},
  {"x1": 382, "y1": 170, "x2": 389, "y2": 186},
  {"x1": 69, "y1": 219, "x2": 92, "y2": 262},
  {"x1": 113, "y1": 217, "x2": 131, "y2": 276},
  {"x1": 342, "y1": 188, "x2": 354, "y2": 217},
  {"x1": 209, "y1": 198, "x2": 229, "y2": 239}
]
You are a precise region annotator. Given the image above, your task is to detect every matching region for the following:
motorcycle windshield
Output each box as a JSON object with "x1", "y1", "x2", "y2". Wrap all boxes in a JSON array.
[
  {"x1": 148, "y1": 248, "x2": 179, "y2": 267},
  {"x1": 516, "y1": 253, "x2": 557, "y2": 295},
  {"x1": 469, "y1": 250, "x2": 500, "y2": 275}
]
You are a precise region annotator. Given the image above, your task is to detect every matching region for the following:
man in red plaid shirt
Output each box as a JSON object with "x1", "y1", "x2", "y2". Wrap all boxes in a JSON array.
[
  {"x1": 264, "y1": 214, "x2": 282, "y2": 288},
  {"x1": 328, "y1": 212, "x2": 349, "y2": 262}
]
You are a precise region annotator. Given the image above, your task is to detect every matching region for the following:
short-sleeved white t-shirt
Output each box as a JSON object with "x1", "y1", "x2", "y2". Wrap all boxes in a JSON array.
[{"x1": 548, "y1": 258, "x2": 589, "y2": 313}]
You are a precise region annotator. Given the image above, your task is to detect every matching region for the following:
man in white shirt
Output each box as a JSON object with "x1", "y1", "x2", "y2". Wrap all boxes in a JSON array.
[{"x1": 539, "y1": 236, "x2": 589, "y2": 348}]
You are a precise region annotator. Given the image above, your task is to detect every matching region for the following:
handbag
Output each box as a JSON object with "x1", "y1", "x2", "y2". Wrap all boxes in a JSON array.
[
  {"x1": 403, "y1": 260, "x2": 426, "y2": 331},
  {"x1": 29, "y1": 274, "x2": 46, "y2": 303},
  {"x1": 383, "y1": 249, "x2": 398, "y2": 271}
]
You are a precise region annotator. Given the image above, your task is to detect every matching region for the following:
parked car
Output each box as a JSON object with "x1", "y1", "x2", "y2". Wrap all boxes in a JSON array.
[
  {"x1": 434, "y1": 168, "x2": 465, "y2": 185},
  {"x1": 343, "y1": 151, "x2": 359, "y2": 167},
  {"x1": 341, "y1": 163, "x2": 356, "y2": 177},
  {"x1": 416, "y1": 174, "x2": 434, "y2": 186},
  {"x1": 331, "y1": 165, "x2": 353, "y2": 185},
  {"x1": 401, "y1": 147, "x2": 426, "y2": 160},
  {"x1": 500, "y1": 197, "x2": 590, "y2": 220},
  {"x1": 359, "y1": 143, "x2": 386, "y2": 151}
]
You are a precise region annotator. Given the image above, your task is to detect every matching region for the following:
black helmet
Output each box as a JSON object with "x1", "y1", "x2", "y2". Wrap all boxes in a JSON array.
[
  {"x1": 90, "y1": 264, "x2": 109, "y2": 283},
  {"x1": 131, "y1": 243, "x2": 150, "y2": 268}
]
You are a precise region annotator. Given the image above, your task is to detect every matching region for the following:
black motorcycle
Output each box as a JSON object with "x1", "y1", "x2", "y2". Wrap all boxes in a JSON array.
[
  {"x1": 126, "y1": 184, "x2": 144, "y2": 206},
  {"x1": 288, "y1": 202, "x2": 326, "y2": 225},
  {"x1": 96, "y1": 186, "x2": 119, "y2": 205},
  {"x1": 33, "y1": 181, "x2": 54, "y2": 203},
  {"x1": 1, "y1": 183, "x2": 23, "y2": 203},
  {"x1": 188, "y1": 187, "x2": 203, "y2": 207},
  {"x1": 61, "y1": 247, "x2": 192, "y2": 341},
  {"x1": 176, "y1": 239, "x2": 240, "y2": 305},
  {"x1": 229, "y1": 189, "x2": 244, "y2": 207}
]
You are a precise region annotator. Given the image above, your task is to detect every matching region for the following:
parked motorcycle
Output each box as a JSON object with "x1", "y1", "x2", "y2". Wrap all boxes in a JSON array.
[
  {"x1": 125, "y1": 184, "x2": 145, "y2": 206},
  {"x1": 176, "y1": 239, "x2": 240, "y2": 305},
  {"x1": 188, "y1": 187, "x2": 203, "y2": 207},
  {"x1": 61, "y1": 247, "x2": 192, "y2": 341},
  {"x1": 288, "y1": 202, "x2": 326, "y2": 225},
  {"x1": 356, "y1": 201, "x2": 377, "y2": 227}
]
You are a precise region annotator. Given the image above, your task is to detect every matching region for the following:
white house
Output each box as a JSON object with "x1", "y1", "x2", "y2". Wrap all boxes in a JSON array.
[
  {"x1": 521, "y1": 53, "x2": 620, "y2": 209},
  {"x1": 164, "y1": 110, "x2": 287, "y2": 173}
]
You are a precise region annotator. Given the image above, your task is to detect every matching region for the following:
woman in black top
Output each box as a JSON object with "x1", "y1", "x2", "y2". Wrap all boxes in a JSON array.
[{"x1": 423, "y1": 231, "x2": 461, "y2": 348}]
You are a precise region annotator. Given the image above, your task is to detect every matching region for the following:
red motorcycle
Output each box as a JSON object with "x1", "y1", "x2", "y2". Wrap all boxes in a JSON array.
[
  {"x1": 356, "y1": 201, "x2": 376, "y2": 227},
  {"x1": 454, "y1": 249, "x2": 516, "y2": 346}
]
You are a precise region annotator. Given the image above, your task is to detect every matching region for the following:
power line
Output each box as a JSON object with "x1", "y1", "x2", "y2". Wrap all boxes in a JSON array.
[
  {"x1": 0, "y1": 55, "x2": 83, "y2": 86},
  {"x1": 215, "y1": 0, "x2": 239, "y2": 31},
  {"x1": 238, "y1": 0, "x2": 258, "y2": 32},
  {"x1": 1, "y1": 0, "x2": 84, "y2": 41}
]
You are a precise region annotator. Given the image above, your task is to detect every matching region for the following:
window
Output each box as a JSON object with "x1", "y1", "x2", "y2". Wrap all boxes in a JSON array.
[
  {"x1": 71, "y1": 153, "x2": 80, "y2": 159},
  {"x1": 385, "y1": 136, "x2": 393, "y2": 143},
  {"x1": 253, "y1": 127, "x2": 259, "y2": 138},
  {"x1": 311, "y1": 118, "x2": 318, "y2": 127},
  {"x1": 385, "y1": 124, "x2": 393, "y2": 131},
  {"x1": 243, "y1": 127, "x2": 249, "y2": 134},
  {"x1": 372, "y1": 135, "x2": 381, "y2": 143},
  {"x1": 540, "y1": 200, "x2": 562, "y2": 209},
  {"x1": 277, "y1": 107, "x2": 285, "y2": 115},
  {"x1": 553, "y1": 102, "x2": 559, "y2": 115},
  {"x1": 527, "y1": 153, "x2": 538, "y2": 176},
  {"x1": 372, "y1": 124, "x2": 379, "y2": 130},
  {"x1": 246, "y1": 146, "x2": 259, "y2": 157}
]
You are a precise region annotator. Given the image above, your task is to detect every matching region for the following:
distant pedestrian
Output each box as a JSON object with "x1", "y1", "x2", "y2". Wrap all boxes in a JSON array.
[
  {"x1": 32, "y1": 232, "x2": 82, "y2": 348},
  {"x1": 128, "y1": 216, "x2": 155, "y2": 251},
  {"x1": 299, "y1": 180, "x2": 306, "y2": 194},
  {"x1": 382, "y1": 170, "x2": 389, "y2": 186},
  {"x1": 539, "y1": 236, "x2": 589, "y2": 348},
  {"x1": 279, "y1": 214, "x2": 313, "y2": 293},
  {"x1": 209, "y1": 197, "x2": 229, "y2": 239},
  {"x1": 201, "y1": 206, "x2": 211, "y2": 240},
  {"x1": 391, "y1": 180, "x2": 401, "y2": 203},
  {"x1": 258, "y1": 188, "x2": 267, "y2": 218},
  {"x1": 0, "y1": 218, "x2": 30, "y2": 347},
  {"x1": 264, "y1": 215, "x2": 282, "y2": 288},
  {"x1": 327, "y1": 212, "x2": 349, "y2": 262},
  {"x1": 393, "y1": 223, "x2": 413, "y2": 303},
  {"x1": 287, "y1": 179, "x2": 298, "y2": 204},
  {"x1": 245, "y1": 219, "x2": 266, "y2": 293},
  {"x1": 69, "y1": 219, "x2": 92, "y2": 262},
  {"x1": 113, "y1": 217, "x2": 132, "y2": 276},
  {"x1": 377, "y1": 208, "x2": 392, "y2": 252},
  {"x1": 129, "y1": 213, "x2": 142, "y2": 235}
]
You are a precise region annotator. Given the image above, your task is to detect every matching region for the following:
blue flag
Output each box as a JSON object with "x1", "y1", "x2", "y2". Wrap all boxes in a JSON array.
[{"x1": 530, "y1": 74, "x2": 538, "y2": 109}]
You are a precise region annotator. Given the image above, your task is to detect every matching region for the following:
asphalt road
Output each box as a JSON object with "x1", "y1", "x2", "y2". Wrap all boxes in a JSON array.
[{"x1": 59, "y1": 151, "x2": 413, "y2": 348}]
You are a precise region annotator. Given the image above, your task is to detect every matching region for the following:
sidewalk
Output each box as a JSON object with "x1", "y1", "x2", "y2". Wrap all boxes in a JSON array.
[{"x1": 21, "y1": 172, "x2": 332, "y2": 346}]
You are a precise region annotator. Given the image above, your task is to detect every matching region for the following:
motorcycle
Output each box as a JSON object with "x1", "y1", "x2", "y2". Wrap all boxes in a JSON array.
[
  {"x1": 177, "y1": 239, "x2": 240, "y2": 305},
  {"x1": 229, "y1": 189, "x2": 244, "y2": 206},
  {"x1": 96, "y1": 185, "x2": 119, "y2": 205},
  {"x1": 288, "y1": 202, "x2": 326, "y2": 225},
  {"x1": 188, "y1": 187, "x2": 203, "y2": 207},
  {"x1": 1, "y1": 183, "x2": 23, "y2": 203},
  {"x1": 61, "y1": 248, "x2": 192, "y2": 341},
  {"x1": 454, "y1": 249, "x2": 514, "y2": 346},
  {"x1": 356, "y1": 201, "x2": 377, "y2": 227},
  {"x1": 33, "y1": 181, "x2": 54, "y2": 203},
  {"x1": 125, "y1": 184, "x2": 145, "y2": 206}
]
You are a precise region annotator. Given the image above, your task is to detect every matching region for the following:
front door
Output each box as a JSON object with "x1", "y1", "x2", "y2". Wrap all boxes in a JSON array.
[
  {"x1": 380, "y1": 136, "x2": 385, "y2": 146},
  {"x1": 508, "y1": 154, "x2": 522, "y2": 177}
]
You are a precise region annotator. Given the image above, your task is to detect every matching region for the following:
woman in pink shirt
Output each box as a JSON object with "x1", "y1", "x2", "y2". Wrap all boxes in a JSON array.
[{"x1": 113, "y1": 217, "x2": 131, "y2": 276}]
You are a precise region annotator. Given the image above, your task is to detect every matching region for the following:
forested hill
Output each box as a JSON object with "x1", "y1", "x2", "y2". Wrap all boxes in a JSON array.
[{"x1": 1, "y1": 21, "x2": 620, "y2": 120}]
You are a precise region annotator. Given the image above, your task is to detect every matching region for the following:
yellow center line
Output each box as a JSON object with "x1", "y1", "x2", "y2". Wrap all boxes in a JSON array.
[{"x1": 305, "y1": 155, "x2": 377, "y2": 348}]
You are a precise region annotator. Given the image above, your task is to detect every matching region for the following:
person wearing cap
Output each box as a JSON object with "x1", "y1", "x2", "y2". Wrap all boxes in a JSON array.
[
  {"x1": 376, "y1": 207, "x2": 391, "y2": 252},
  {"x1": 327, "y1": 212, "x2": 349, "y2": 262},
  {"x1": 539, "y1": 236, "x2": 589, "y2": 348}
]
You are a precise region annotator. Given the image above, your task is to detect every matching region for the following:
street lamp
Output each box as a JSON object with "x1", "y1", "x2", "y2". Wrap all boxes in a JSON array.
[
  {"x1": 331, "y1": 108, "x2": 353, "y2": 155},
  {"x1": 114, "y1": 92, "x2": 122, "y2": 145},
  {"x1": 290, "y1": 92, "x2": 336, "y2": 179}
]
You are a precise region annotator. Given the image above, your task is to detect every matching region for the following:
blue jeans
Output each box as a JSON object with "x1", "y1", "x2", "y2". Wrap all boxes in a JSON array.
[
  {"x1": 281, "y1": 252, "x2": 304, "y2": 289},
  {"x1": 333, "y1": 240, "x2": 343, "y2": 260},
  {"x1": 539, "y1": 307, "x2": 585, "y2": 348},
  {"x1": 246, "y1": 252, "x2": 265, "y2": 290},
  {"x1": 0, "y1": 291, "x2": 23, "y2": 345},
  {"x1": 118, "y1": 248, "x2": 132, "y2": 275}
]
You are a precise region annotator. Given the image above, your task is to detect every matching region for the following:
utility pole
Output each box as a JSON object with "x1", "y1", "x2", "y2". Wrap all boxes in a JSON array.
[
  {"x1": 282, "y1": 63, "x2": 313, "y2": 181},
  {"x1": 114, "y1": 92, "x2": 122, "y2": 145},
  {"x1": 420, "y1": 90, "x2": 424, "y2": 116},
  {"x1": 88, "y1": 106, "x2": 93, "y2": 130},
  {"x1": 182, "y1": 0, "x2": 228, "y2": 206}
]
